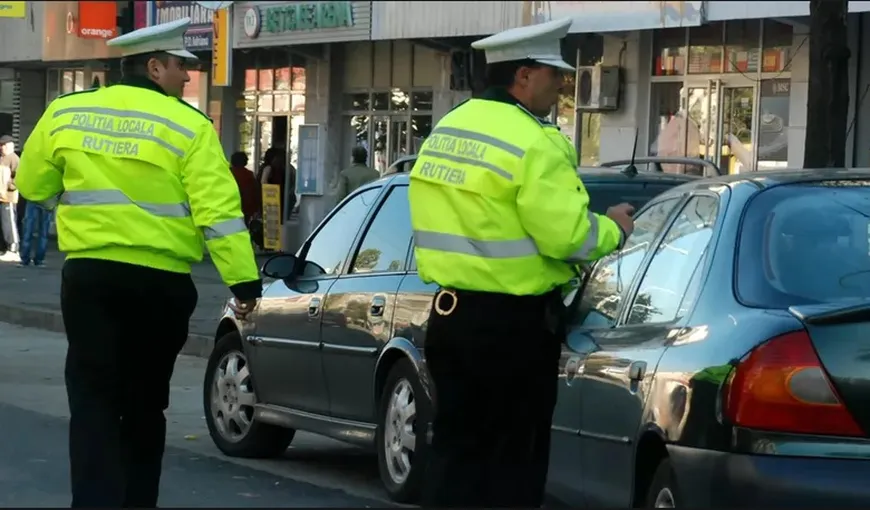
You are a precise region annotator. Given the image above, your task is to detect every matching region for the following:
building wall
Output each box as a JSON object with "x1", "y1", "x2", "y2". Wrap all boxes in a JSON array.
[
  {"x1": 0, "y1": 1, "x2": 43, "y2": 63},
  {"x1": 370, "y1": 1, "x2": 524, "y2": 40}
]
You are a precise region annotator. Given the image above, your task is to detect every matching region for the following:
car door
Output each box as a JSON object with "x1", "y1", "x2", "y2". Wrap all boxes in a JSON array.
[
  {"x1": 548, "y1": 196, "x2": 684, "y2": 506},
  {"x1": 321, "y1": 185, "x2": 414, "y2": 421},
  {"x1": 578, "y1": 194, "x2": 722, "y2": 508},
  {"x1": 250, "y1": 187, "x2": 382, "y2": 413}
]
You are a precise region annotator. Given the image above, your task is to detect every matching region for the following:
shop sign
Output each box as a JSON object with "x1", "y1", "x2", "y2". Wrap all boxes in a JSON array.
[
  {"x1": 212, "y1": 7, "x2": 232, "y2": 87},
  {"x1": 546, "y1": 1, "x2": 704, "y2": 33},
  {"x1": 244, "y1": 1, "x2": 353, "y2": 39},
  {"x1": 150, "y1": 1, "x2": 215, "y2": 51},
  {"x1": 77, "y1": 1, "x2": 118, "y2": 39},
  {"x1": 0, "y1": 1, "x2": 25, "y2": 18},
  {"x1": 261, "y1": 184, "x2": 283, "y2": 250}
]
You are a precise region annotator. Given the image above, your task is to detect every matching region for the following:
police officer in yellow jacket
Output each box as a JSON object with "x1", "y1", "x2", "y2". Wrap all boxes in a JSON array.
[
  {"x1": 15, "y1": 18, "x2": 261, "y2": 508},
  {"x1": 409, "y1": 18, "x2": 636, "y2": 508}
]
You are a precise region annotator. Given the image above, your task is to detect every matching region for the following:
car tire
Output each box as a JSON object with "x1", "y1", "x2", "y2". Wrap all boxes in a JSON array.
[
  {"x1": 376, "y1": 357, "x2": 432, "y2": 503},
  {"x1": 203, "y1": 330, "x2": 295, "y2": 458},
  {"x1": 645, "y1": 457, "x2": 679, "y2": 508}
]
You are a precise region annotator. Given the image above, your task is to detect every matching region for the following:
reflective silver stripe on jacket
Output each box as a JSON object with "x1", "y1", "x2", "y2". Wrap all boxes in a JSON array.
[
  {"x1": 203, "y1": 217, "x2": 248, "y2": 241},
  {"x1": 35, "y1": 195, "x2": 61, "y2": 211},
  {"x1": 414, "y1": 230, "x2": 538, "y2": 259},
  {"x1": 52, "y1": 107, "x2": 196, "y2": 139},
  {"x1": 61, "y1": 189, "x2": 190, "y2": 217},
  {"x1": 429, "y1": 127, "x2": 526, "y2": 158},
  {"x1": 565, "y1": 212, "x2": 601, "y2": 263},
  {"x1": 414, "y1": 212, "x2": 602, "y2": 263}
]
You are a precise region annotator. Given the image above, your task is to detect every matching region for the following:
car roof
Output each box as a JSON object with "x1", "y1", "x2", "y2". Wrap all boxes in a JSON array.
[{"x1": 664, "y1": 167, "x2": 870, "y2": 194}]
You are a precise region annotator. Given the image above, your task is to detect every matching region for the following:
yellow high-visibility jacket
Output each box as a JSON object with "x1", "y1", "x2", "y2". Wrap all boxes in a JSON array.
[
  {"x1": 16, "y1": 77, "x2": 261, "y2": 299},
  {"x1": 409, "y1": 89, "x2": 624, "y2": 296}
]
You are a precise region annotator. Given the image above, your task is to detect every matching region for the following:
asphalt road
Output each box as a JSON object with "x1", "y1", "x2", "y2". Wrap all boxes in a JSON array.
[{"x1": 0, "y1": 321, "x2": 391, "y2": 508}]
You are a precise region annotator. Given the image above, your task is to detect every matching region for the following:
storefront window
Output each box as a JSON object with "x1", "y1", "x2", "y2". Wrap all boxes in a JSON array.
[
  {"x1": 244, "y1": 69, "x2": 257, "y2": 91},
  {"x1": 653, "y1": 28, "x2": 686, "y2": 76},
  {"x1": 258, "y1": 69, "x2": 274, "y2": 91},
  {"x1": 725, "y1": 20, "x2": 761, "y2": 74},
  {"x1": 275, "y1": 67, "x2": 291, "y2": 91},
  {"x1": 688, "y1": 23, "x2": 724, "y2": 74},
  {"x1": 291, "y1": 67, "x2": 306, "y2": 92},
  {"x1": 649, "y1": 82, "x2": 686, "y2": 157},
  {"x1": 341, "y1": 89, "x2": 434, "y2": 171},
  {"x1": 47, "y1": 70, "x2": 60, "y2": 103},
  {"x1": 757, "y1": 79, "x2": 790, "y2": 169},
  {"x1": 762, "y1": 21, "x2": 794, "y2": 73}
]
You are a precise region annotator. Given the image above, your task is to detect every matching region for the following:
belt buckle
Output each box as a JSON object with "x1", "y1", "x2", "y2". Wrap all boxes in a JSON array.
[{"x1": 433, "y1": 289, "x2": 458, "y2": 316}]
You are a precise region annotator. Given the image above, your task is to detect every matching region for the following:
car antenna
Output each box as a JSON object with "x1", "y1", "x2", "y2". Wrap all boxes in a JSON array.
[{"x1": 622, "y1": 128, "x2": 639, "y2": 177}]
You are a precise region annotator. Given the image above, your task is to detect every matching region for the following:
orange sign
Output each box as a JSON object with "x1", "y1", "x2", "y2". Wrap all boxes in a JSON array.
[{"x1": 77, "y1": 1, "x2": 117, "y2": 39}]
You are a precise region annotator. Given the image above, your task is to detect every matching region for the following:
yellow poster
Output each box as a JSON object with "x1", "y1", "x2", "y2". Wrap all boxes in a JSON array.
[
  {"x1": 261, "y1": 184, "x2": 283, "y2": 251},
  {"x1": 0, "y1": 1, "x2": 25, "y2": 18},
  {"x1": 211, "y1": 7, "x2": 232, "y2": 87}
]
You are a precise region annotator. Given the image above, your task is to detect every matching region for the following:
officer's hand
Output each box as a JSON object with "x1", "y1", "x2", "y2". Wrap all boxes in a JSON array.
[
  {"x1": 606, "y1": 202, "x2": 636, "y2": 238},
  {"x1": 229, "y1": 298, "x2": 259, "y2": 320}
]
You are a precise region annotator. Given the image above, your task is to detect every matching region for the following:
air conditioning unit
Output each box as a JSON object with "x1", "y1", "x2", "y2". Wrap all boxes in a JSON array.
[{"x1": 576, "y1": 65, "x2": 620, "y2": 111}]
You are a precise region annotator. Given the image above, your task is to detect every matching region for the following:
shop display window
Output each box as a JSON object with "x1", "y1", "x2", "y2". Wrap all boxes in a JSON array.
[
  {"x1": 762, "y1": 20, "x2": 794, "y2": 73},
  {"x1": 725, "y1": 20, "x2": 761, "y2": 74},
  {"x1": 688, "y1": 23, "x2": 724, "y2": 74},
  {"x1": 653, "y1": 28, "x2": 686, "y2": 76}
]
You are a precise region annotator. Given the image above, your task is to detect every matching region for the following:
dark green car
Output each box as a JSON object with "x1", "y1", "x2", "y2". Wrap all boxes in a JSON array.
[{"x1": 203, "y1": 156, "x2": 716, "y2": 503}]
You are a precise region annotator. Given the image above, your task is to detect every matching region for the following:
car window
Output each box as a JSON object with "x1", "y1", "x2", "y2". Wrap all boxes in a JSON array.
[
  {"x1": 300, "y1": 187, "x2": 380, "y2": 278},
  {"x1": 626, "y1": 195, "x2": 719, "y2": 325},
  {"x1": 585, "y1": 182, "x2": 680, "y2": 214},
  {"x1": 573, "y1": 197, "x2": 682, "y2": 327},
  {"x1": 738, "y1": 181, "x2": 870, "y2": 307},
  {"x1": 351, "y1": 186, "x2": 412, "y2": 274}
]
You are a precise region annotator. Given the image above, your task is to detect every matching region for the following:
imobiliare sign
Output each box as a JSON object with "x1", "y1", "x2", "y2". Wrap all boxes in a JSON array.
[{"x1": 150, "y1": 1, "x2": 215, "y2": 52}]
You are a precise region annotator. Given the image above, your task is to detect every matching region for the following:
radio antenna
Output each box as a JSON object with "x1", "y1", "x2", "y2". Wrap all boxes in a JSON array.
[{"x1": 623, "y1": 128, "x2": 639, "y2": 176}]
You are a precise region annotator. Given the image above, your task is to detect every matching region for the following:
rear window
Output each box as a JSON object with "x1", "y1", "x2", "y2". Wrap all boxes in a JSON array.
[
  {"x1": 586, "y1": 183, "x2": 677, "y2": 214},
  {"x1": 737, "y1": 181, "x2": 870, "y2": 308}
]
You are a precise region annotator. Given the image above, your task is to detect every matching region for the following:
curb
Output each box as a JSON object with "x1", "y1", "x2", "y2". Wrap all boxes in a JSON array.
[{"x1": 0, "y1": 303, "x2": 214, "y2": 359}]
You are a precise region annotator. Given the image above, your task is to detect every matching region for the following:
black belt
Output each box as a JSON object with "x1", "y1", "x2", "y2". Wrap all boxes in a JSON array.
[{"x1": 433, "y1": 287, "x2": 564, "y2": 332}]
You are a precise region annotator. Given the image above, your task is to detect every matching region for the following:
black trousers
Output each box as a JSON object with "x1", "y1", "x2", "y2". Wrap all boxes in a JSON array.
[
  {"x1": 422, "y1": 288, "x2": 563, "y2": 508},
  {"x1": 61, "y1": 258, "x2": 198, "y2": 508},
  {"x1": 0, "y1": 201, "x2": 18, "y2": 252}
]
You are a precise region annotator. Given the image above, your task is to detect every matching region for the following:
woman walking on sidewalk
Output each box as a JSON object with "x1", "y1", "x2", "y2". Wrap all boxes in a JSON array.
[{"x1": 18, "y1": 201, "x2": 52, "y2": 267}]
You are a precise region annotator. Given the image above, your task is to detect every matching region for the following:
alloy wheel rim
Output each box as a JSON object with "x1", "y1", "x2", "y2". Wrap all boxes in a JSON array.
[
  {"x1": 654, "y1": 487, "x2": 676, "y2": 508},
  {"x1": 210, "y1": 350, "x2": 257, "y2": 443},
  {"x1": 383, "y1": 378, "x2": 417, "y2": 485}
]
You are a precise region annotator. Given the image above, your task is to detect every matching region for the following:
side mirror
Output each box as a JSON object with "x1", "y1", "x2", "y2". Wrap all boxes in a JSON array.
[{"x1": 261, "y1": 253, "x2": 299, "y2": 279}]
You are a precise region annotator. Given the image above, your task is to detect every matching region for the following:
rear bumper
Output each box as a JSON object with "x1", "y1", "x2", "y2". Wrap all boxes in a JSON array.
[{"x1": 668, "y1": 444, "x2": 870, "y2": 507}]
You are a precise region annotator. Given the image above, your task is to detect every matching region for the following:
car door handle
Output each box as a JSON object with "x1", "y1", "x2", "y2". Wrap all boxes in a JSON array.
[
  {"x1": 628, "y1": 361, "x2": 647, "y2": 382},
  {"x1": 308, "y1": 297, "x2": 322, "y2": 317},
  {"x1": 370, "y1": 295, "x2": 387, "y2": 317}
]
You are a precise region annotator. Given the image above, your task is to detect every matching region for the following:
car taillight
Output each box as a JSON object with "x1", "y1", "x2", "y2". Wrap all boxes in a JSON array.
[{"x1": 723, "y1": 330, "x2": 864, "y2": 437}]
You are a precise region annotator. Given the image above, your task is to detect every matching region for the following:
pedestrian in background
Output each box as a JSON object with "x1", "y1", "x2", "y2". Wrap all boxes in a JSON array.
[
  {"x1": 15, "y1": 18, "x2": 261, "y2": 508},
  {"x1": 229, "y1": 151, "x2": 262, "y2": 226},
  {"x1": 0, "y1": 134, "x2": 19, "y2": 259},
  {"x1": 335, "y1": 145, "x2": 379, "y2": 202},
  {"x1": 17, "y1": 199, "x2": 52, "y2": 267},
  {"x1": 408, "y1": 18, "x2": 635, "y2": 508}
]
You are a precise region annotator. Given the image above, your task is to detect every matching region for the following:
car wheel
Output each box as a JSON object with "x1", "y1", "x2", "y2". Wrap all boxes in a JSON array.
[
  {"x1": 203, "y1": 331, "x2": 295, "y2": 458},
  {"x1": 376, "y1": 358, "x2": 431, "y2": 503},
  {"x1": 645, "y1": 458, "x2": 679, "y2": 508}
]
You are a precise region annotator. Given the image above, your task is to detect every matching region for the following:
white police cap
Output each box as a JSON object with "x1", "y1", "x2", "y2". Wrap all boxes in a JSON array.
[
  {"x1": 471, "y1": 17, "x2": 575, "y2": 71},
  {"x1": 106, "y1": 18, "x2": 198, "y2": 60}
]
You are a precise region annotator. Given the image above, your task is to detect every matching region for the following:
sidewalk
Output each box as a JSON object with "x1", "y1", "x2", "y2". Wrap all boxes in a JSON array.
[{"x1": 0, "y1": 242, "x2": 273, "y2": 358}]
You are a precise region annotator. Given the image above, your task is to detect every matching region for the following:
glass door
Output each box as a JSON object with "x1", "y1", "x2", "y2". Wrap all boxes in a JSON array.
[
  {"x1": 372, "y1": 116, "x2": 389, "y2": 174},
  {"x1": 257, "y1": 116, "x2": 274, "y2": 167},
  {"x1": 718, "y1": 86, "x2": 756, "y2": 174},
  {"x1": 685, "y1": 81, "x2": 720, "y2": 175},
  {"x1": 389, "y1": 116, "x2": 410, "y2": 164}
]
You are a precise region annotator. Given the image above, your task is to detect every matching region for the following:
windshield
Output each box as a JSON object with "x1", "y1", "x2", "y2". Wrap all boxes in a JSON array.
[{"x1": 737, "y1": 180, "x2": 870, "y2": 308}]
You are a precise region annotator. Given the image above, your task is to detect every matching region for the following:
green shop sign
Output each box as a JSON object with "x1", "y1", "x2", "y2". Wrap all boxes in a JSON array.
[{"x1": 244, "y1": 2, "x2": 354, "y2": 37}]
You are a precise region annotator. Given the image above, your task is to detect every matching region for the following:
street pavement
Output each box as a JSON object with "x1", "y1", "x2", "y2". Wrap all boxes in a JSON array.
[
  {"x1": 0, "y1": 321, "x2": 392, "y2": 507},
  {"x1": 0, "y1": 241, "x2": 272, "y2": 356}
]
